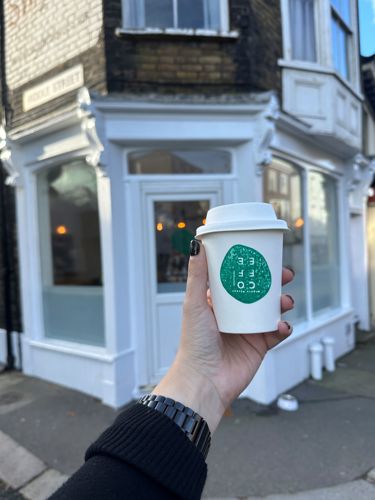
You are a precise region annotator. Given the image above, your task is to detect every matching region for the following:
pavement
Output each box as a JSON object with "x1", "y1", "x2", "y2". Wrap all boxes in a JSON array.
[{"x1": 0, "y1": 332, "x2": 374, "y2": 499}]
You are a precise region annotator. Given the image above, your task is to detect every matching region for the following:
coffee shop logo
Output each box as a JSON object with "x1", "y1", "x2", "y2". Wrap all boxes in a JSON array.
[{"x1": 220, "y1": 244, "x2": 271, "y2": 304}]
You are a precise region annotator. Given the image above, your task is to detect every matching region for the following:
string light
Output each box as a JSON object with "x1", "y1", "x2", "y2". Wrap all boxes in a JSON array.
[
  {"x1": 56, "y1": 225, "x2": 68, "y2": 235},
  {"x1": 177, "y1": 222, "x2": 186, "y2": 229},
  {"x1": 294, "y1": 217, "x2": 304, "y2": 229},
  {"x1": 156, "y1": 223, "x2": 163, "y2": 231}
]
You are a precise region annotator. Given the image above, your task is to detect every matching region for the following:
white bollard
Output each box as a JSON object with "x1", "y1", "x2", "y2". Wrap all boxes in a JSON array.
[
  {"x1": 322, "y1": 337, "x2": 336, "y2": 372},
  {"x1": 309, "y1": 343, "x2": 323, "y2": 380}
]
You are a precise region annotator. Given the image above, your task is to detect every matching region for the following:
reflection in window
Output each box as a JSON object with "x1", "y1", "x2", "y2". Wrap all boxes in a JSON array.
[
  {"x1": 155, "y1": 200, "x2": 209, "y2": 293},
  {"x1": 128, "y1": 150, "x2": 231, "y2": 175},
  {"x1": 37, "y1": 161, "x2": 105, "y2": 346},
  {"x1": 264, "y1": 158, "x2": 306, "y2": 322},
  {"x1": 309, "y1": 172, "x2": 340, "y2": 313},
  {"x1": 289, "y1": 0, "x2": 317, "y2": 62},
  {"x1": 124, "y1": 0, "x2": 222, "y2": 30},
  {"x1": 331, "y1": 0, "x2": 351, "y2": 80}
]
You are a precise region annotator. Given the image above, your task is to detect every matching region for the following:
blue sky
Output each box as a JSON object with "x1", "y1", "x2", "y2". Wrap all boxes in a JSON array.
[{"x1": 359, "y1": 0, "x2": 375, "y2": 56}]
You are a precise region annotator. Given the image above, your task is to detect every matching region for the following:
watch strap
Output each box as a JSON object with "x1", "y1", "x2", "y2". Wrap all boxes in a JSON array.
[{"x1": 138, "y1": 394, "x2": 211, "y2": 459}]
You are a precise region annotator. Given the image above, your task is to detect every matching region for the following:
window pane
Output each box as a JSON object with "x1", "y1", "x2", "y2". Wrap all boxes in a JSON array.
[
  {"x1": 145, "y1": 0, "x2": 173, "y2": 28},
  {"x1": 331, "y1": 0, "x2": 350, "y2": 25},
  {"x1": 155, "y1": 200, "x2": 209, "y2": 293},
  {"x1": 178, "y1": 0, "x2": 204, "y2": 28},
  {"x1": 331, "y1": 16, "x2": 349, "y2": 79},
  {"x1": 264, "y1": 159, "x2": 306, "y2": 323},
  {"x1": 128, "y1": 150, "x2": 231, "y2": 174},
  {"x1": 37, "y1": 161, "x2": 105, "y2": 346},
  {"x1": 309, "y1": 172, "x2": 340, "y2": 313},
  {"x1": 289, "y1": 0, "x2": 317, "y2": 62}
]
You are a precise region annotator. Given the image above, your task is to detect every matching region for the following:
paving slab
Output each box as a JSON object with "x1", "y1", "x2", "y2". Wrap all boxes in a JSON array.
[
  {"x1": 20, "y1": 469, "x2": 68, "y2": 500},
  {"x1": 250, "y1": 479, "x2": 375, "y2": 499},
  {"x1": 0, "y1": 431, "x2": 46, "y2": 489},
  {"x1": 0, "y1": 481, "x2": 25, "y2": 500}
]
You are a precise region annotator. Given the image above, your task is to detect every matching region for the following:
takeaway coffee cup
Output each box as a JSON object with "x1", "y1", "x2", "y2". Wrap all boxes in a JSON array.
[{"x1": 196, "y1": 202, "x2": 288, "y2": 334}]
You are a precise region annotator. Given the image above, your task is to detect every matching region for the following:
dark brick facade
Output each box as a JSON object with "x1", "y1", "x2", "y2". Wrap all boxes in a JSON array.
[
  {"x1": 5, "y1": 1, "x2": 283, "y2": 130},
  {"x1": 103, "y1": 0, "x2": 283, "y2": 95}
]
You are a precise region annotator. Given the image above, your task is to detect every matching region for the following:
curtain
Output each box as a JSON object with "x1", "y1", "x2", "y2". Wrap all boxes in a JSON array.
[
  {"x1": 124, "y1": 0, "x2": 145, "y2": 28},
  {"x1": 289, "y1": 0, "x2": 317, "y2": 62},
  {"x1": 204, "y1": 0, "x2": 221, "y2": 30}
]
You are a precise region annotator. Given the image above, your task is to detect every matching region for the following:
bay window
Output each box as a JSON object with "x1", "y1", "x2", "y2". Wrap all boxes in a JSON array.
[
  {"x1": 331, "y1": 0, "x2": 352, "y2": 80},
  {"x1": 308, "y1": 171, "x2": 340, "y2": 313},
  {"x1": 289, "y1": 0, "x2": 317, "y2": 62},
  {"x1": 264, "y1": 159, "x2": 341, "y2": 323},
  {"x1": 124, "y1": 0, "x2": 226, "y2": 31},
  {"x1": 37, "y1": 161, "x2": 105, "y2": 346},
  {"x1": 264, "y1": 159, "x2": 306, "y2": 322}
]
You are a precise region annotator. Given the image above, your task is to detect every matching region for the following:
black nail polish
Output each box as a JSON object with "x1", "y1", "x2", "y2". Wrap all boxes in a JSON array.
[
  {"x1": 285, "y1": 265, "x2": 295, "y2": 276},
  {"x1": 285, "y1": 294, "x2": 294, "y2": 305},
  {"x1": 284, "y1": 321, "x2": 292, "y2": 332},
  {"x1": 190, "y1": 239, "x2": 200, "y2": 256}
]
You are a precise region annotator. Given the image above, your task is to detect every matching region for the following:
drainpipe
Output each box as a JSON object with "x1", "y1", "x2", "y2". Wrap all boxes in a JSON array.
[
  {"x1": 309, "y1": 343, "x2": 323, "y2": 381},
  {"x1": 322, "y1": 337, "x2": 336, "y2": 372},
  {"x1": 0, "y1": 0, "x2": 15, "y2": 371}
]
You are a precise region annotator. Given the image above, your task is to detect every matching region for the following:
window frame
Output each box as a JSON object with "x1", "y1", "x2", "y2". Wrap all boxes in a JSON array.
[
  {"x1": 280, "y1": 0, "x2": 360, "y2": 91},
  {"x1": 121, "y1": 0, "x2": 231, "y2": 34},
  {"x1": 330, "y1": 1, "x2": 353, "y2": 81},
  {"x1": 263, "y1": 155, "x2": 344, "y2": 325}
]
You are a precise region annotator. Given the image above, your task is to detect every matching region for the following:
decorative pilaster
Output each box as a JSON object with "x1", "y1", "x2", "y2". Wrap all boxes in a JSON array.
[
  {"x1": 77, "y1": 87, "x2": 106, "y2": 177},
  {"x1": 0, "y1": 126, "x2": 23, "y2": 187},
  {"x1": 255, "y1": 93, "x2": 280, "y2": 176}
]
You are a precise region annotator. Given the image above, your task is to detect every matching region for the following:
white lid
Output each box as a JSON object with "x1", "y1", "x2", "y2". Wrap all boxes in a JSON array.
[{"x1": 196, "y1": 202, "x2": 288, "y2": 236}]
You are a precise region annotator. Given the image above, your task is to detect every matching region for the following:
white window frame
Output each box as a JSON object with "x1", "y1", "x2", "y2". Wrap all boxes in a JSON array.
[
  {"x1": 280, "y1": 0, "x2": 361, "y2": 92},
  {"x1": 330, "y1": 0, "x2": 353, "y2": 82},
  {"x1": 265, "y1": 153, "x2": 347, "y2": 327},
  {"x1": 121, "y1": 0, "x2": 233, "y2": 36}
]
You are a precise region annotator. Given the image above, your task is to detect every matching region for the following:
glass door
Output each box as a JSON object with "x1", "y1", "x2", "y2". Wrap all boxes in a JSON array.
[{"x1": 145, "y1": 190, "x2": 220, "y2": 383}]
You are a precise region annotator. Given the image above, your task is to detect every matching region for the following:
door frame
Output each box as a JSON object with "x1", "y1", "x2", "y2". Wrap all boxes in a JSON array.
[{"x1": 136, "y1": 179, "x2": 232, "y2": 387}]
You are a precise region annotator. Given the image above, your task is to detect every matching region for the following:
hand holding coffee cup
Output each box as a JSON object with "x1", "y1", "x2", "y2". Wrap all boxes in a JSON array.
[{"x1": 155, "y1": 203, "x2": 294, "y2": 433}]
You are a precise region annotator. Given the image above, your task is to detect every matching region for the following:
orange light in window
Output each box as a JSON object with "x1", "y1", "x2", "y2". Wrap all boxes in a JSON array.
[
  {"x1": 202, "y1": 218, "x2": 206, "y2": 225},
  {"x1": 156, "y1": 222, "x2": 163, "y2": 231},
  {"x1": 294, "y1": 217, "x2": 304, "y2": 229},
  {"x1": 177, "y1": 221, "x2": 186, "y2": 229},
  {"x1": 56, "y1": 225, "x2": 68, "y2": 235}
]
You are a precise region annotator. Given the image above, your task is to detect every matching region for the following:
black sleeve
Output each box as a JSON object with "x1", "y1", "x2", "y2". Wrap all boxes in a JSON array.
[{"x1": 49, "y1": 403, "x2": 207, "y2": 500}]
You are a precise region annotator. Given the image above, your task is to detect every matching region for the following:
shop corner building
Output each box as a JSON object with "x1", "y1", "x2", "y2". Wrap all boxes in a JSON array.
[{"x1": 1, "y1": 0, "x2": 374, "y2": 407}]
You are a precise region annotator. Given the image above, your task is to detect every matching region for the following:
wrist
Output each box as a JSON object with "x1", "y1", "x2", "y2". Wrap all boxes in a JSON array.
[{"x1": 152, "y1": 357, "x2": 225, "y2": 433}]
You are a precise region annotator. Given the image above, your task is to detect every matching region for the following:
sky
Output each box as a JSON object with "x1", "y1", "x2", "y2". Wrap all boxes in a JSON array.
[{"x1": 358, "y1": 0, "x2": 375, "y2": 56}]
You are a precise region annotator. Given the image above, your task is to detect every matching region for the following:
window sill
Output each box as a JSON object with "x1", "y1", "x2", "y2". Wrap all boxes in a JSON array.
[
  {"x1": 115, "y1": 27, "x2": 239, "y2": 40},
  {"x1": 278, "y1": 59, "x2": 363, "y2": 101}
]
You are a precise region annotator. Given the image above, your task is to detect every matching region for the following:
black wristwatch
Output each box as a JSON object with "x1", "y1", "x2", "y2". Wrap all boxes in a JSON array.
[{"x1": 138, "y1": 394, "x2": 211, "y2": 459}]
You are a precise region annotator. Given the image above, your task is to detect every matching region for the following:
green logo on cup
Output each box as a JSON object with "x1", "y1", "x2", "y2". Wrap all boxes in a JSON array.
[{"x1": 220, "y1": 244, "x2": 271, "y2": 304}]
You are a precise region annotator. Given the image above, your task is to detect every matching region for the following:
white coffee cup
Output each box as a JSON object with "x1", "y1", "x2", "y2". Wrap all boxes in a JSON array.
[{"x1": 196, "y1": 202, "x2": 288, "y2": 334}]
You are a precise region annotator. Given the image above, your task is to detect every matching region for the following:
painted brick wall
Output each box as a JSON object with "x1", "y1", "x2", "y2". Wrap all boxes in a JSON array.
[
  {"x1": 4, "y1": 0, "x2": 107, "y2": 129},
  {"x1": 103, "y1": 0, "x2": 283, "y2": 95}
]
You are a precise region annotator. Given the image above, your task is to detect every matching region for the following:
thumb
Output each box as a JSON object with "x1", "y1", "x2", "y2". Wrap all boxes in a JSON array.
[{"x1": 185, "y1": 239, "x2": 209, "y2": 308}]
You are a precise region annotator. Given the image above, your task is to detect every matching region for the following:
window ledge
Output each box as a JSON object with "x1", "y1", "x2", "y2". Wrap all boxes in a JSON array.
[
  {"x1": 278, "y1": 59, "x2": 363, "y2": 101},
  {"x1": 115, "y1": 27, "x2": 239, "y2": 40}
]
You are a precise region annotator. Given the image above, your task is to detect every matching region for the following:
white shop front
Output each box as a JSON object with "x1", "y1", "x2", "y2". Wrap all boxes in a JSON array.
[{"x1": 2, "y1": 89, "x2": 369, "y2": 407}]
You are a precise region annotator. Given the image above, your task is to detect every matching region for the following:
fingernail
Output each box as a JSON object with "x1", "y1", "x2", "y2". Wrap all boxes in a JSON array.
[
  {"x1": 190, "y1": 239, "x2": 200, "y2": 256},
  {"x1": 285, "y1": 265, "x2": 295, "y2": 276},
  {"x1": 285, "y1": 294, "x2": 294, "y2": 305},
  {"x1": 284, "y1": 321, "x2": 292, "y2": 332}
]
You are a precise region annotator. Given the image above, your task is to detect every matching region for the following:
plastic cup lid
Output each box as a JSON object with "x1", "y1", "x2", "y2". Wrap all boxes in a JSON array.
[{"x1": 196, "y1": 202, "x2": 288, "y2": 237}]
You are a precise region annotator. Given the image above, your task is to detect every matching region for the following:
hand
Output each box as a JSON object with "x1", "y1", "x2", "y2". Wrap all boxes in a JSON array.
[{"x1": 154, "y1": 240, "x2": 294, "y2": 432}]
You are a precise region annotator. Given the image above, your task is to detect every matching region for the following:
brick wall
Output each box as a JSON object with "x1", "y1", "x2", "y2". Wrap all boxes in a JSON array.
[
  {"x1": 103, "y1": 0, "x2": 283, "y2": 95},
  {"x1": 4, "y1": 0, "x2": 107, "y2": 129}
]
